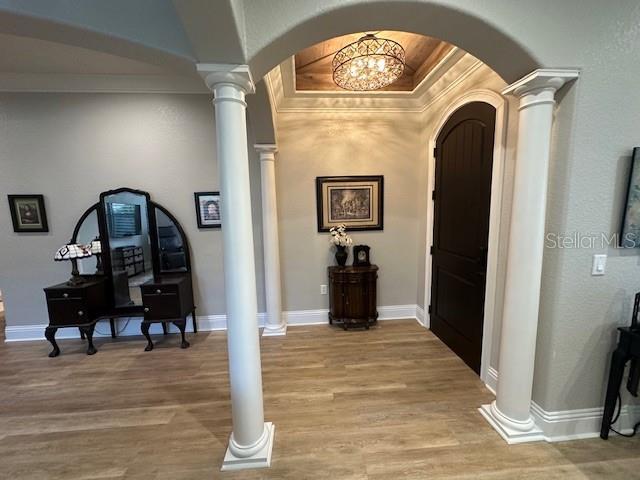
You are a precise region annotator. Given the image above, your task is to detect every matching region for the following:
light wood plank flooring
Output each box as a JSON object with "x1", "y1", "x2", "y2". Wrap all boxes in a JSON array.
[{"x1": 0, "y1": 318, "x2": 638, "y2": 479}]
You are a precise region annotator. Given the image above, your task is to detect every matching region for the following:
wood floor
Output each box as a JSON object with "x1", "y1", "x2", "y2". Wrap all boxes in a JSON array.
[{"x1": 0, "y1": 318, "x2": 638, "y2": 479}]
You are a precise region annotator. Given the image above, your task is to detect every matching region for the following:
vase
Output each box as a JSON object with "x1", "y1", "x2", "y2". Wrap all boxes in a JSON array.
[{"x1": 335, "y1": 245, "x2": 348, "y2": 266}]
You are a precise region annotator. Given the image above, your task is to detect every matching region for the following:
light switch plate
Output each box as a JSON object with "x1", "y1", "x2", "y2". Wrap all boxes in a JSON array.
[{"x1": 592, "y1": 254, "x2": 607, "y2": 276}]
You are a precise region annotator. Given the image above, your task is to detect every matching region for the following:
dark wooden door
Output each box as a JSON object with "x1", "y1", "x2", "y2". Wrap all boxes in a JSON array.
[{"x1": 430, "y1": 102, "x2": 496, "y2": 374}]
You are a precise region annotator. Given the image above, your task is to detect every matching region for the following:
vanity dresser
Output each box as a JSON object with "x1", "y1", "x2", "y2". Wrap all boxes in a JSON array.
[{"x1": 43, "y1": 187, "x2": 196, "y2": 356}]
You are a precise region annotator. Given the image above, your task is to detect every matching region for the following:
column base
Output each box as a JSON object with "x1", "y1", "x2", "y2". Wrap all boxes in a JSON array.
[
  {"x1": 479, "y1": 402, "x2": 545, "y2": 444},
  {"x1": 262, "y1": 324, "x2": 287, "y2": 337},
  {"x1": 221, "y1": 422, "x2": 275, "y2": 471}
]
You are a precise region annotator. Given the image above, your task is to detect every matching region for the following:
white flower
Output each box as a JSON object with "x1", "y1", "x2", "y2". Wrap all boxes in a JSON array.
[{"x1": 329, "y1": 224, "x2": 353, "y2": 248}]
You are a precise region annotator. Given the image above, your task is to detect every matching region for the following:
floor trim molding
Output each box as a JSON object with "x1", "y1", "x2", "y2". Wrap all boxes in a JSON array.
[
  {"x1": 4, "y1": 304, "x2": 424, "y2": 342},
  {"x1": 481, "y1": 370, "x2": 640, "y2": 442},
  {"x1": 530, "y1": 400, "x2": 640, "y2": 442}
]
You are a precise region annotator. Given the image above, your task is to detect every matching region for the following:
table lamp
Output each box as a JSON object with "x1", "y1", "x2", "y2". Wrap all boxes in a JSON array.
[{"x1": 54, "y1": 242, "x2": 93, "y2": 286}]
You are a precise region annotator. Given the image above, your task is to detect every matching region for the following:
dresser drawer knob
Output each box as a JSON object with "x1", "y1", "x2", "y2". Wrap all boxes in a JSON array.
[
  {"x1": 78, "y1": 310, "x2": 84, "y2": 316},
  {"x1": 63, "y1": 293, "x2": 69, "y2": 298},
  {"x1": 144, "y1": 307, "x2": 150, "y2": 313},
  {"x1": 156, "y1": 289, "x2": 162, "y2": 294}
]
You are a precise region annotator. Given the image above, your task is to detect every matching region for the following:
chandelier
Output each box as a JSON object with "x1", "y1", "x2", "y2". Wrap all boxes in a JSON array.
[{"x1": 332, "y1": 33, "x2": 406, "y2": 91}]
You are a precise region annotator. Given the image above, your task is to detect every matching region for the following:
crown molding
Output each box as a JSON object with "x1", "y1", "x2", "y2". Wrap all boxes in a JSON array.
[
  {"x1": 0, "y1": 73, "x2": 209, "y2": 94},
  {"x1": 265, "y1": 51, "x2": 486, "y2": 114}
]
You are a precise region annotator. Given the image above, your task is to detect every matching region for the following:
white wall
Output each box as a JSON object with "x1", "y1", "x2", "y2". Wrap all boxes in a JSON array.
[{"x1": 0, "y1": 93, "x2": 265, "y2": 327}]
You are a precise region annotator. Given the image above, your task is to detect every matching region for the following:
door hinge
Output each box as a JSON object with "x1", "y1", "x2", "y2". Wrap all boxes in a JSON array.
[
  {"x1": 428, "y1": 305, "x2": 432, "y2": 314},
  {"x1": 433, "y1": 147, "x2": 438, "y2": 159},
  {"x1": 430, "y1": 246, "x2": 434, "y2": 255},
  {"x1": 431, "y1": 190, "x2": 436, "y2": 200}
]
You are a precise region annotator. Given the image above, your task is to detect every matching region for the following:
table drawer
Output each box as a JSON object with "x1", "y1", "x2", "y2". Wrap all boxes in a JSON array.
[
  {"x1": 47, "y1": 298, "x2": 89, "y2": 326},
  {"x1": 141, "y1": 284, "x2": 178, "y2": 296},
  {"x1": 143, "y1": 293, "x2": 180, "y2": 320},
  {"x1": 46, "y1": 289, "x2": 83, "y2": 300}
]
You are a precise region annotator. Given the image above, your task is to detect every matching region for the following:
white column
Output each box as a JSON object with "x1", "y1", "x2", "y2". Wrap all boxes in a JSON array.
[
  {"x1": 197, "y1": 64, "x2": 274, "y2": 470},
  {"x1": 480, "y1": 69, "x2": 579, "y2": 443},
  {"x1": 255, "y1": 144, "x2": 286, "y2": 336}
]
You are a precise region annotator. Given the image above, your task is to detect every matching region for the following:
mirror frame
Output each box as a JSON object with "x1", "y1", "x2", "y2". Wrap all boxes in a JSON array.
[
  {"x1": 71, "y1": 188, "x2": 192, "y2": 314},
  {"x1": 99, "y1": 187, "x2": 158, "y2": 312}
]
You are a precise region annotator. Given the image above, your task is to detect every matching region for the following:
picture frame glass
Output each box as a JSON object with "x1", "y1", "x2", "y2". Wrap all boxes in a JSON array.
[
  {"x1": 316, "y1": 176, "x2": 383, "y2": 232},
  {"x1": 8, "y1": 195, "x2": 48, "y2": 232},
  {"x1": 196, "y1": 193, "x2": 221, "y2": 228},
  {"x1": 621, "y1": 148, "x2": 640, "y2": 247}
]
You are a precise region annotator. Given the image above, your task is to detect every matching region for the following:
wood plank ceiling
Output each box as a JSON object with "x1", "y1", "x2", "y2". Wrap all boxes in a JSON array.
[{"x1": 295, "y1": 31, "x2": 454, "y2": 92}]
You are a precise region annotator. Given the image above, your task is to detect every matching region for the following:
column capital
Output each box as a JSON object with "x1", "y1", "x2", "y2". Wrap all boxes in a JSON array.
[
  {"x1": 197, "y1": 63, "x2": 256, "y2": 94},
  {"x1": 254, "y1": 144, "x2": 278, "y2": 159},
  {"x1": 502, "y1": 68, "x2": 579, "y2": 98}
]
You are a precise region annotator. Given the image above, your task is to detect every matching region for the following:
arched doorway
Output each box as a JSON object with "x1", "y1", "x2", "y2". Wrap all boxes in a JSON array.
[
  {"x1": 429, "y1": 101, "x2": 496, "y2": 375},
  {"x1": 425, "y1": 90, "x2": 508, "y2": 388}
]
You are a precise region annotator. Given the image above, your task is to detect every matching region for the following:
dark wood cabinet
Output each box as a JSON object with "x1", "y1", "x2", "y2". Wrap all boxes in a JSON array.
[
  {"x1": 328, "y1": 265, "x2": 378, "y2": 330},
  {"x1": 140, "y1": 274, "x2": 195, "y2": 351},
  {"x1": 43, "y1": 277, "x2": 109, "y2": 356}
]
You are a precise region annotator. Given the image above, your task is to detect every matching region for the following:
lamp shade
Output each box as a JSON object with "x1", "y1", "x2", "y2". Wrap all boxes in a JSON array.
[
  {"x1": 54, "y1": 243, "x2": 93, "y2": 261},
  {"x1": 89, "y1": 239, "x2": 102, "y2": 254}
]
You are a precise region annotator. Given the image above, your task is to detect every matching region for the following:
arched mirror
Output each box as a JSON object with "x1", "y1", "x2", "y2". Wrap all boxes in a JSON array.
[{"x1": 153, "y1": 204, "x2": 190, "y2": 273}]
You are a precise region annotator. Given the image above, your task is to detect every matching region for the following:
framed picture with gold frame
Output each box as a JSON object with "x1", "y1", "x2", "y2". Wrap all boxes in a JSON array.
[{"x1": 316, "y1": 176, "x2": 383, "y2": 232}]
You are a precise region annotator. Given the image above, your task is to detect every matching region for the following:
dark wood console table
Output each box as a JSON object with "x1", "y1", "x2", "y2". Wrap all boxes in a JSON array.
[
  {"x1": 328, "y1": 265, "x2": 378, "y2": 330},
  {"x1": 600, "y1": 327, "x2": 640, "y2": 439}
]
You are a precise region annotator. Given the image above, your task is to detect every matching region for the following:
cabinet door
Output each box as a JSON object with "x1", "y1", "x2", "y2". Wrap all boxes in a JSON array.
[
  {"x1": 329, "y1": 273, "x2": 345, "y2": 319},
  {"x1": 344, "y1": 275, "x2": 367, "y2": 320}
]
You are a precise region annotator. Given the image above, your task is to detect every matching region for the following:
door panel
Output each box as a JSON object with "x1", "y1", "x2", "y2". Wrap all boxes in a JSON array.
[{"x1": 430, "y1": 102, "x2": 496, "y2": 374}]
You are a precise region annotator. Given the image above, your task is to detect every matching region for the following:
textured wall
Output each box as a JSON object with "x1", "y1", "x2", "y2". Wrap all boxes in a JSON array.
[
  {"x1": 0, "y1": 93, "x2": 265, "y2": 326},
  {"x1": 275, "y1": 110, "x2": 425, "y2": 311},
  {"x1": 244, "y1": 0, "x2": 640, "y2": 413}
]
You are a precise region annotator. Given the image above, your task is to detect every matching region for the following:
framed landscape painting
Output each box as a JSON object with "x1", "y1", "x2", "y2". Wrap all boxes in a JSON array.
[
  {"x1": 316, "y1": 176, "x2": 383, "y2": 232},
  {"x1": 621, "y1": 148, "x2": 640, "y2": 247},
  {"x1": 8, "y1": 194, "x2": 49, "y2": 233},
  {"x1": 194, "y1": 191, "x2": 221, "y2": 229}
]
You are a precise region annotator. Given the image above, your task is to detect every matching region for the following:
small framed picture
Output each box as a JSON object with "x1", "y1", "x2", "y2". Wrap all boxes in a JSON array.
[
  {"x1": 316, "y1": 175, "x2": 383, "y2": 232},
  {"x1": 194, "y1": 191, "x2": 221, "y2": 229},
  {"x1": 8, "y1": 194, "x2": 49, "y2": 232}
]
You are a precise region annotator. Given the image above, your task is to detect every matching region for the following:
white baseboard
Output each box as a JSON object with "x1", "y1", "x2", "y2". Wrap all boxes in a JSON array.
[
  {"x1": 531, "y1": 401, "x2": 640, "y2": 441},
  {"x1": 485, "y1": 366, "x2": 499, "y2": 395},
  {"x1": 481, "y1": 370, "x2": 640, "y2": 442},
  {"x1": 4, "y1": 304, "x2": 422, "y2": 342}
]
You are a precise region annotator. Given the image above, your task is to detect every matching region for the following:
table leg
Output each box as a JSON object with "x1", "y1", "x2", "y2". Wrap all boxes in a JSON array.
[
  {"x1": 192, "y1": 309, "x2": 198, "y2": 333},
  {"x1": 600, "y1": 346, "x2": 628, "y2": 439},
  {"x1": 45, "y1": 327, "x2": 60, "y2": 357},
  {"x1": 109, "y1": 318, "x2": 116, "y2": 338},
  {"x1": 173, "y1": 319, "x2": 190, "y2": 349},
  {"x1": 141, "y1": 322, "x2": 153, "y2": 351},
  {"x1": 80, "y1": 324, "x2": 97, "y2": 355}
]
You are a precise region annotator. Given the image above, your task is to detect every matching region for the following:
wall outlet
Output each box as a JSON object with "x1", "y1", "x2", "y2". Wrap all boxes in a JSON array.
[
  {"x1": 320, "y1": 284, "x2": 328, "y2": 295},
  {"x1": 592, "y1": 254, "x2": 607, "y2": 276}
]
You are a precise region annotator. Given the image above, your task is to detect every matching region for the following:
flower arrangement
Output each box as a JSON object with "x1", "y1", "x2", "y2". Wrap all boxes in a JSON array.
[{"x1": 329, "y1": 224, "x2": 353, "y2": 248}]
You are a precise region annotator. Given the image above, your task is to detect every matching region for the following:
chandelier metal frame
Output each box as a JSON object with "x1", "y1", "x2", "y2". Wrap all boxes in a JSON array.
[{"x1": 332, "y1": 33, "x2": 406, "y2": 91}]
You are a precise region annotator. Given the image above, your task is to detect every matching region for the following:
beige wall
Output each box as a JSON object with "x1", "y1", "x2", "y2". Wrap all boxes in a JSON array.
[
  {"x1": 275, "y1": 111, "x2": 426, "y2": 311},
  {"x1": 0, "y1": 93, "x2": 266, "y2": 327}
]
